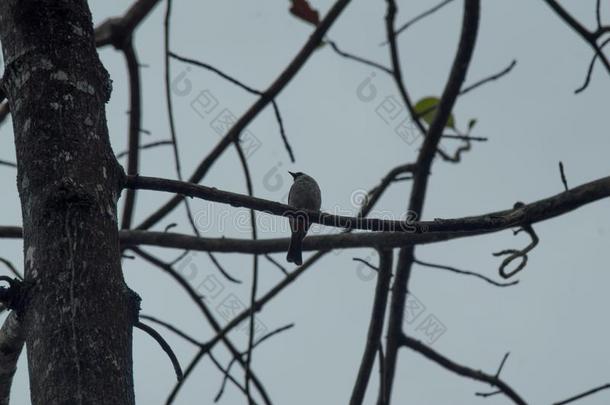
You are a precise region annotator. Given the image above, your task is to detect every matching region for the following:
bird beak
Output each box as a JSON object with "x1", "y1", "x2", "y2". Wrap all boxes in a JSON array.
[{"x1": 288, "y1": 171, "x2": 297, "y2": 179}]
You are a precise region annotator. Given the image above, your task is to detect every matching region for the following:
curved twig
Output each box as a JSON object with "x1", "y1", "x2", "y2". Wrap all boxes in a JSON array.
[
  {"x1": 0, "y1": 257, "x2": 22, "y2": 280},
  {"x1": 130, "y1": 248, "x2": 273, "y2": 405},
  {"x1": 413, "y1": 258, "x2": 518, "y2": 287},
  {"x1": 115, "y1": 140, "x2": 173, "y2": 159},
  {"x1": 493, "y1": 209, "x2": 538, "y2": 279},
  {"x1": 574, "y1": 37, "x2": 610, "y2": 94},
  {"x1": 134, "y1": 321, "x2": 183, "y2": 381}
]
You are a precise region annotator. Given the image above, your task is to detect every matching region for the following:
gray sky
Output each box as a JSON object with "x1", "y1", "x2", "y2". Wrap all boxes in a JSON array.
[{"x1": 2, "y1": 1, "x2": 610, "y2": 404}]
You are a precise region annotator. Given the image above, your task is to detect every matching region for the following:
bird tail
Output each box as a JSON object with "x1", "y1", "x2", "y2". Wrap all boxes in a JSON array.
[{"x1": 286, "y1": 231, "x2": 303, "y2": 265}]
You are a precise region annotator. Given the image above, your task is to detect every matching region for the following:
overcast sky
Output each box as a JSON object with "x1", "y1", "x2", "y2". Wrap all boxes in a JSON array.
[{"x1": 2, "y1": 1, "x2": 610, "y2": 404}]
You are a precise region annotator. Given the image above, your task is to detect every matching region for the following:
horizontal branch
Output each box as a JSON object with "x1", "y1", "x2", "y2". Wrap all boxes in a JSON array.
[
  {"x1": 125, "y1": 175, "x2": 418, "y2": 232},
  {"x1": 3, "y1": 175, "x2": 610, "y2": 252},
  {"x1": 125, "y1": 173, "x2": 610, "y2": 234}
]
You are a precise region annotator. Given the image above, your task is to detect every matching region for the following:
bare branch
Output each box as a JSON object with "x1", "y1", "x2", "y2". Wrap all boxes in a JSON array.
[
  {"x1": 542, "y1": 0, "x2": 610, "y2": 75},
  {"x1": 135, "y1": 0, "x2": 353, "y2": 231},
  {"x1": 0, "y1": 257, "x2": 22, "y2": 280},
  {"x1": 263, "y1": 254, "x2": 289, "y2": 276},
  {"x1": 139, "y1": 314, "x2": 202, "y2": 346},
  {"x1": 125, "y1": 175, "x2": 419, "y2": 232},
  {"x1": 553, "y1": 383, "x2": 610, "y2": 405},
  {"x1": 326, "y1": 40, "x2": 392, "y2": 74},
  {"x1": 116, "y1": 140, "x2": 173, "y2": 159},
  {"x1": 574, "y1": 37, "x2": 610, "y2": 94},
  {"x1": 401, "y1": 335, "x2": 527, "y2": 405},
  {"x1": 459, "y1": 60, "x2": 517, "y2": 95},
  {"x1": 352, "y1": 257, "x2": 380, "y2": 272},
  {"x1": 413, "y1": 258, "x2": 518, "y2": 287},
  {"x1": 130, "y1": 248, "x2": 272, "y2": 405},
  {"x1": 493, "y1": 217, "x2": 538, "y2": 279},
  {"x1": 134, "y1": 321, "x2": 183, "y2": 381},
  {"x1": 0, "y1": 160, "x2": 16, "y2": 169},
  {"x1": 383, "y1": 0, "x2": 457, "y2": 43},
  {"x1": 120, "y1": 38, "x2": 142, "y2": 230},
  {"x1": 216, "y1": 324, "x2": 294, "y2": 403},
  {"x1": 168, "y1": 52, "x2": 294, "y2": 162},
  {"x1": 350, "y1": 249, "x2": 393, "y2": 405},
  {"x1": 382, "y1": 0, "x2": 481, "y2": 400},
  {"x1": 559, "y1": 161, "x2": 569, "y2": 191},
  {"x1": 232, "y1": 140, "x2": 259, "y2": 404},
  {"x1": 95, "y1": 0, "x2": 162, "y2": 47},
  {"x1": 4, "y1": 174, "x2": 610, "y2": 252}
]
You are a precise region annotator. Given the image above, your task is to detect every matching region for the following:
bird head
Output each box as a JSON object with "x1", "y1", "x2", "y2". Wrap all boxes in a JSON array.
[{"x1": 288, "y1": 171, "x2": 305, "y2": 180}]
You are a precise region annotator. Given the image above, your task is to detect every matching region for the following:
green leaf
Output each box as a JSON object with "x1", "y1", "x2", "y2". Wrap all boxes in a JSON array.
[
  {"x1": 467, "y1": 118, "x2": 477, "y2": 131},
  {"x1": 414, "y1": 96, "x2": 455, "y2": 129}
]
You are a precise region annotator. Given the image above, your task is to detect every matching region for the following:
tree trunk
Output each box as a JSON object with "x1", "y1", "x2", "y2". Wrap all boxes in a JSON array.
[{"x1": 0, "y1": 2, "x2": 136, "y2": 404}]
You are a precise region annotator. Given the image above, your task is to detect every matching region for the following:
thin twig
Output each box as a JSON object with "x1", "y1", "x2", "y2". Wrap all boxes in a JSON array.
[
  {"x1": 0, "y1": 257, "x2": 22, "y2": 280},
  {"x1": 130, "y1": 248, "x2": 272, "y2": 405},
  {"x1": 264, "y1": 254, "x2": 289, "y2": 276},
  {"x1": 553, "y1": 383, "x2": 610, "y2": 405},
  {"x1": 559, "y1": 161, "x2": 569, "y2": 191},
  {"x1": 216, "y1": 324, "x2": 295, "y2": 403},
  {"x1": 0, "y1": 159, "x2": 16, "y2": 169},
  {"x1": 460, "y1": 60, "x2": 517, "y2": 95},
  {"x1": 493, "y1": 213, "x2": 538, "y2": 279},
  {"x1": 233, "y1": 139, "x2": 259, "y2": 405},
  {"x1": 115, "y1": 140, "x2": 173, "y2": 159},
  {"x1": 210, "y1": 352, "x2": 259, "y2": 405},
  {"x1": 135, "y1": 0, "x2": 353, "y2": 231},
  {"x1": 208, "y1": 252, "x2": 242, "y2": 284},
  {"x1": 134, "y1": 321, "x2": 183, "y2": 381},
  {"x1": 543, "y1": 0, "x2": 610, "y2": 75},
  {"x1": 441, "y1": 134, "x2": 487, "y2": 141},
  {"x1": 413, "y1": 258, "x2": 518, "y2": 287},
  {"x1": 475, "y1": 352, "x2": 511, "y2": 397},
  {"x1": 392, "y1": 0, "x2": 456, "y2": 41},
  {"x1": 327, "y1": 40, "x2": 392, "y2": 74},
  {"x1": 168, "y1": 51, "x2": 294, "y2": 163},
  {"x1": 352, "y1": 257, "x2": 379, "y2": 272},
  {"x1": 139, "y1": 314, "x2": 202, "y2": 346},
  {"x1": 574, "y1": 37, "x2": 610, "y2": 94},
  {"x1": 401, "y1": 335, "x2": 527, "y2": 405}
]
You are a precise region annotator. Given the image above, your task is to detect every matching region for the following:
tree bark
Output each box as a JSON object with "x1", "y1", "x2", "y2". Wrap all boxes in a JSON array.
[{"x1": 0, "y1": 2, "x2": 136, "y2": 404}]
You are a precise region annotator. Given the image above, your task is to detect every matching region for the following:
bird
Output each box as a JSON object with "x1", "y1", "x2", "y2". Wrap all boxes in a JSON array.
[{"x1": 286, "y1": 171, "x2": 321, "y2": 265}]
